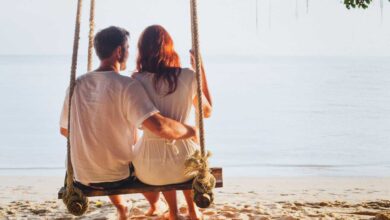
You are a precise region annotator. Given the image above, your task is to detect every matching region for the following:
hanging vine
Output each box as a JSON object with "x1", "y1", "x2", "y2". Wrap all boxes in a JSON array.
[
  {"x1": 306, "y1": 0, "x2": 309, "y2": 14},
  {"x1": 380, "y1": 0, "x2": 384, "y2": 22},
  {"x1": 256, "y1": 0, "x2": 259, "y2": 33}
]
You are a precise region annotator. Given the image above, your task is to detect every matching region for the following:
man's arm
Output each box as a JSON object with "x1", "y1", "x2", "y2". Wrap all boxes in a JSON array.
[
  {"x1": 59, "y1": 87, "x2": 70, "y2": 139},
  {"x1": 125, "y1": 80, "x2": 197, "y2": 141},
  {"x1": 60, "y1": 114, "x2": 196, "y2": 141},
  {"x1": 142, "y1": 113, "x2": 197, "y2": 140}
]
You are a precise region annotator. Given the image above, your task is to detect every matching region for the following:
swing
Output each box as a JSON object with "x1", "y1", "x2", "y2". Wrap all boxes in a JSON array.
[{"x1": 57, "y1": 0, "x2": 223, "y2": 216}]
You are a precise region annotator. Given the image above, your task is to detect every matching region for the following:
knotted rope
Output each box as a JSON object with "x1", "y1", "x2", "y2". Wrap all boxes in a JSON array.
[
  {"x1": 62, "y1": 0, "x2": 92, "y2": 216},
  {"x1": 185, "y1": 150, "x2": 216, "y2": 207},
  {"x1": 186, "y1": 0, "x2": 216, "y2": 208}
]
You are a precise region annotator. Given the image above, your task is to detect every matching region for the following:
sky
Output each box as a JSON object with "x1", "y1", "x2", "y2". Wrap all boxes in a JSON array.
[{"x1": 0, "y1": 0, "x2": 389, "y2": 57}]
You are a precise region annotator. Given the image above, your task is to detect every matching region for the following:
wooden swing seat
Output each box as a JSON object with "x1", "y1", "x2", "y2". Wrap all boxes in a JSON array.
[{"x1": 58, "y1": 167, "x2": 222, "y2": 198}]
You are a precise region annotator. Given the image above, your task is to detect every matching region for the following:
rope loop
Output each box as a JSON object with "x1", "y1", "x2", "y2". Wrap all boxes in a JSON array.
[{"x1": 62, "y1": 187, "x2": 89, "y2": 216}]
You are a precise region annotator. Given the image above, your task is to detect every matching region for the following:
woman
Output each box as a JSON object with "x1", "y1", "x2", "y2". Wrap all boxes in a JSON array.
[{"x1": 132, "y1": 25, "x2": 212, "y2": 220}]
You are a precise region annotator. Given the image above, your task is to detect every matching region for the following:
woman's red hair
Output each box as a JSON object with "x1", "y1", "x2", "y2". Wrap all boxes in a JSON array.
[{"x1": 136, "y1": 25, "x2": 181, "y2": 95}]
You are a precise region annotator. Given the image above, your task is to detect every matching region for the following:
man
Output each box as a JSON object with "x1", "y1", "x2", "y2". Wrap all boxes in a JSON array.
[{"x1": 60, "y1": 26, "x2": 196, "y2": 219}]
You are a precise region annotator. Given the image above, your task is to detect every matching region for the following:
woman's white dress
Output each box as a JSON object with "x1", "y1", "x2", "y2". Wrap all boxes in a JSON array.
[{"x1": 132, "y1": 68, "x2": 200, "y2": 186}]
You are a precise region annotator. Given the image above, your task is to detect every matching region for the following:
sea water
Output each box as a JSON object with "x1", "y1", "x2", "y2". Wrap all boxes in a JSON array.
[{"x1": 0, "y1": 55, "x2": 389, "y2": 177}]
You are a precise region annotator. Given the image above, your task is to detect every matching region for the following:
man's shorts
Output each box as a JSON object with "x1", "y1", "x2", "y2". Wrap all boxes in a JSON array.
[{"x1": 74, "y1": 164, "x2": 136, "y2": 190}]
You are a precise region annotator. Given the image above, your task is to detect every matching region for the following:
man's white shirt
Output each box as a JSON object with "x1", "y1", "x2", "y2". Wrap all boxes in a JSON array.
[{"x1": 60, "y1": 71, "x2": 158, "y2": 185}]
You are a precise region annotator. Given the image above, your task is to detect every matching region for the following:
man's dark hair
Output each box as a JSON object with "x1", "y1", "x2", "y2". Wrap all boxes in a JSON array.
[{"x1": 94, "y1": 26, "x2": 130, "y2": 60}]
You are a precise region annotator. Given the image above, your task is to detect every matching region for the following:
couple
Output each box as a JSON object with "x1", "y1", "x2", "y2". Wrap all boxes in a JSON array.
[{"x1": 59, "y1": 25, "x2": 212, "y2": 220}]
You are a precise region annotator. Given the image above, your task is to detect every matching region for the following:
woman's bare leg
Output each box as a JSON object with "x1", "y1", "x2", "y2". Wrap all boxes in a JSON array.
[
  {"x1": 142, "y1": 192, "x2": 161, "y2": 216},
  {"x1": 183, "y1": 190, "x2": 202, "y2": 220},
  {"x1": 162, "y1": 190, "x2": 179, "y2": 220},
  {"x1": 108, "y1": 195, "x2": 128, "y2": 220}
]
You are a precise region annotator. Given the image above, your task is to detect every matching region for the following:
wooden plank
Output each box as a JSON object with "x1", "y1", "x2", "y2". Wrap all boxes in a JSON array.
[{"x1": 58, "y1": 167, "x2": 222, "y2": 198}]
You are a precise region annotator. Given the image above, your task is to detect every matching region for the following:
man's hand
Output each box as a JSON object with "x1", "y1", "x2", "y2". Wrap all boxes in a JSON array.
[
  {"x1": 191, "y1": 126, "x2": 199, "y2": 144},
  {"x1": 142, "y1": 113, "x2": 196, "y2": 140}
]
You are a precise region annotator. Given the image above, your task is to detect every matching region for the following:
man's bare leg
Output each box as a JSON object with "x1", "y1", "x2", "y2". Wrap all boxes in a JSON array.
[
  {"x1": 143, "y1": 192, "x2": 161, "y2": 216},
  {"x1": 108, "y1": 195, "x2": 128, "y2": 220},
  {"x1": 183, "y1": 190, "x2": 202, "y2": 220}
]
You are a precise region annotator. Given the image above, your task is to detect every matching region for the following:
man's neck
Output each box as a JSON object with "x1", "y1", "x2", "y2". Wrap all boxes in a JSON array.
[{"x1": 96, "y1": 60, "x2": 121, "y2": 73}]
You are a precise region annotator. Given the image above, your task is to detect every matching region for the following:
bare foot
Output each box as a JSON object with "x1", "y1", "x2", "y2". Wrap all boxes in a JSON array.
[
  {"x1": 117, "y1": 205, "x2": 129, "y2": 220},
  {"x1": 145, "y1": 206, "x2": 156, "y2": 216},
  {"x1": 163, "y1": 212, "x2": 186, "y2": 220},
  {"x1": 187, "y1": 206, "x2": 203, "y2": 220},
  {"x1": 145, "y1": 204, "x2": 161, "y2": 216}
]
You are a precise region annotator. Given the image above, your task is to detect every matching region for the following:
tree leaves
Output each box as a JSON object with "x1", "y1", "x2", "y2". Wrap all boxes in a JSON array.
[{"x1": 344, "y1": 0, "x2": 389, "y2": 9}]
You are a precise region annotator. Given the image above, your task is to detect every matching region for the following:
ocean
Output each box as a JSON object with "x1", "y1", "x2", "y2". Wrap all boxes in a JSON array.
[{"x1": 0, "y1": 55, "x2": 389, "y2": 177}]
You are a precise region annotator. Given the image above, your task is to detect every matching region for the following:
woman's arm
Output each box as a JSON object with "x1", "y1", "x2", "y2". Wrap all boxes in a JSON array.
[
  {"x1": 60, "y1": 115, "x2": 196, "y2": 141},
  {"x1": 190, "y1": 50, "x2": 213, "y2": 118},
  {"x1": 200, "y1": 61, "x2": 212, "y2": 106}
]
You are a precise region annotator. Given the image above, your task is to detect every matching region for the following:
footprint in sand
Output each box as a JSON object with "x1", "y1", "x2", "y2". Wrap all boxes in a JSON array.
[
  {"x1": 241, "y1": 207, "x2": 255, "y2": 213},
  {"x1": 203, "y1": 209, "x2": 218, "y2": 216},
  {"x1": 179, "y1": 206, "x2": 187, "y2": 214},
  {"x1": 130, "y1": 207, "x2": 145, "y2": 216},
  {"x1": 278, "y1": 216, "x2": 299, "y2": 220},
  {"x1": 220, "y1": 210, "x2": 240, "y2": 218},
  {"x1": 221, "y1": 205, "x2": 238, "y2": 212},
  {"x1": 248, "y1": 215, "x2": 270, "y2": 220}
]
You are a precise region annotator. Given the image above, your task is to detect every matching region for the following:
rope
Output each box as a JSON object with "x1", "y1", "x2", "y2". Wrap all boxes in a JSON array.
[
  {"x1": 190, "y1": 0, "x2": 201, "y2": 132},
  {"x1": 190, "y1": 0, "x2": 206, "y2": 157},
  {"x1": 185, "y1": 150, "x2": 216, "y2": 208},
  {"x1": 87, "y1": 0, "x2": 95, "y2": 72},
  {"x1": 187, "y1": 0, "x2": 216, "y2": 208},
  {"x1": 62, "y1": 0, "x2": 88, "y2": 215},
  {"x1": 66, "y1": 0, "x2": 82, "y2": 191}
]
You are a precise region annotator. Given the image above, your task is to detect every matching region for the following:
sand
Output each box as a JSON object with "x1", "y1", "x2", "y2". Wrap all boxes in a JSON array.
[{"x1": 0, "y1": 176, "x2": 389, "y2": 219}]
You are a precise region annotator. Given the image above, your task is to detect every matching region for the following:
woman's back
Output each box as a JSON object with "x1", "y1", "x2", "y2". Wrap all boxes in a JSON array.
[
  {"x1": 134, "y1": 68, "x2": 196, "y2": 123},
  {"x1": 133, "y1": 68, "x2": 199, "y2": 186}
]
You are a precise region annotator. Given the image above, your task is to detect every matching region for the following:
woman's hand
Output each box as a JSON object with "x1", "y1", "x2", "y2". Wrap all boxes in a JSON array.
[{"x1": 190, "y1": 49, "x2": 203, "y2": 70}]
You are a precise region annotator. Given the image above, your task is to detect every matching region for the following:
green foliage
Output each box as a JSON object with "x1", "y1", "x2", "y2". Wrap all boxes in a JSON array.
[
  {"x1": 344, "y1": 0, "x2": 389, "y2": 9},
  {"x1": 344, "y1": 0, "x2": 373, "y2": 9}
]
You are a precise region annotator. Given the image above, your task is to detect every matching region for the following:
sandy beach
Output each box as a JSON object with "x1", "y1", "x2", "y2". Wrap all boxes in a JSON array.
[
  {"x1": 1, "y1": 1, "x2": 390, "y2": 220},
  {"x1": 0, "y1": 176, "x2": 389, "y2": 219}
]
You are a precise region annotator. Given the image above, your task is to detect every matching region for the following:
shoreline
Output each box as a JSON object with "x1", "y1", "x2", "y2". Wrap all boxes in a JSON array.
[
  {"x1": 1, "y1": 164, "x2": 390, "y2": 177},
  {"x1": 0, "y1": 176, "x2": 389, "y2": 219}
]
